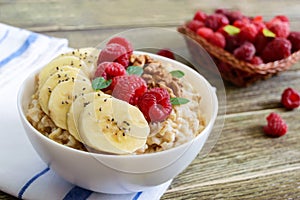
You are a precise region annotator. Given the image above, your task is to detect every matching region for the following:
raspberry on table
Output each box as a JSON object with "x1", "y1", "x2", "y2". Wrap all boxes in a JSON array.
[
  {"x1": 94, "y1": 62, "x2": 126, "y2": 80},
  {"x1": 107, "y1": 37, "x2": 133, "y2": 56},
  {"x1": 111, "y1": 75, "x2": 147, "y2": 105},
  {"x1": 233, "y1": 42, "x2": 256, "y2": 61},
  {"x1": 157, "y1": 49, "x2": 175, "y2": 60},
  {"x1": 138, "y1": 87, "x2": 172, "y2": 123},
  {"x1": 187, "y1": 20, "x2": 205, "y2": 32},
  {"x1": 97, "y1": 43, "x2": 130, "y2": 67},
  {"x1": 263, "y1": 112, "x2": 288, "y2": 137},
  {"x1": 288, "y1": 31, "x2": 300, "y2": 52},
  {"x1": 193, "y1": 10, "x2": 207, "y2": 22},
  {"x1": 261, "y1": 38, "x2": 291, "y2": 63},
  {"x1": 205, "y1": 13, "x2": 229, "y2": 31},
  {"x1": 281, "y1": 87, "x2": 300, "y2": 109},
  {"x1": 207, "y1": 32, "x2": 226, "y2": 48}
]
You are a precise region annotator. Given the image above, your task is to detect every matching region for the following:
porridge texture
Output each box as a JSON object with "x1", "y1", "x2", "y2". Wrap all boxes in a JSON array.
[{"x1": 26, "y1": 47, "x2": 205, "y2": 154}]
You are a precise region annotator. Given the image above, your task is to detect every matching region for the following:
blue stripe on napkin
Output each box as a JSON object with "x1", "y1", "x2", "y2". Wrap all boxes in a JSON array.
[
  {"x1": 18, "y1": 167, "x2": 50, "y2": 199},
  {"x1": 63, "y1": 186, "x2": 93, "y2": 200},
  {"x1": 0, "y1": 33, "x2": 38, "y2": 68},
  {"x1": 132, "y1": 191, "x2": 142, "y2": 200},
  {"x1": 0, "y1": 29, "x2": 9, "y2": 44}
]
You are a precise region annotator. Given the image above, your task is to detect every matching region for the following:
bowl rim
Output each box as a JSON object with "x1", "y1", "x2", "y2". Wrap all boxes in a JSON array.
[{"x1": 17, "y1": 51, "x2": 218, "y2": 159}]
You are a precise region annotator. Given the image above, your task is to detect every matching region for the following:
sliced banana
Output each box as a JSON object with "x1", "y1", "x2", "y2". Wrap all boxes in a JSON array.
[
  {"x1": 38, "y1": 55, "x2": 89, "y2": 89},
  {"x1": 67, "y1": 91, "x2": 108, "y2": 142},
  {"x1": 78, "y1": 95, "x2": 150, "y2": 154},
  {"x1": 48, "y1": 79, "x2": 93, "y2": 130},
  {"x1": 38, "y1": 66, "x2": 86, "y2": 115}
]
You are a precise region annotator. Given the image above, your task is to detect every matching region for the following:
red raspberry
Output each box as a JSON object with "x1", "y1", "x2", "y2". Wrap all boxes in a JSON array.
[
  {"x1": 250, "y1": 56, "x2": 263, "y2": 65},
  {"x1": 238, "y1": 23, "x2": 258, "y2": 43},
  {"x1": 261, "y1": 38, "x2": 291, "y2": 63},
  {"x1": 97, "y1": 43, "x2": 129, "y2": 67},
  {"x1": 107, "y1": 37, "x2": 133, "y2": 56},
  {"x1": 187, "y1": 20, "x2": 204, "y2": 32},
  {"x1": 138, "y1": 87, "x2": 172, "y2": 123},
  {"x1": 254, "y1": 31, "x2": 273, "y2": 55},
  {"x1": 196, "y1": 27, "x2": 214, "y2": 40},
  {"x1": 268, "y1": 22, "x2": 290, "y2": 38},
  {"x1": 157, "y1": 49, "x2": 175, "y2": 60},
  {"x1": 111, "y1": 75, "x2": 147, "y2": 105},
  {"x1": 233, "y1": 17, "x2": 251, "y2": 29},
  {"x1": 281, "y1": 87, "x2": 300, "y2": 109},
  {"x1": 233, "y1": 42, "x2": 256, "y2": 61},
  {"x1": 263, "y1": 112, "x2": 287, "y2": 137},
  {"x1": 205, "y1": 14, "x2": 229, "y2": 31},
  {"x1": 94, "y1": 62, "x2": 126, "y2": 79},
  {"x1": 267, "y1": 15, "x2": 290, "y2": 27},
  {"x1": 288, "y1": 31, "x2": 300, "y2": 52},
  {"x1": 193, "y1": 10, "x2": 207, "y2": 22},
  {"x1": 225, "y1": 35, "x2": 242, "y2": 53},
  {"x1": 207, "y1": 32, "x2": 226, "y2": 48},
  {"x1": 215, "y1": 9, "x2": 244, "y2": 24}
]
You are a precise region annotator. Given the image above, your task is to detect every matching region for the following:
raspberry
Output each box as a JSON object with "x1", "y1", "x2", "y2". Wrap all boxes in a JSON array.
[
  {"x1": 111, "y1": 75, "x2": 147, "y2": 105},
  {"x1": 94, "y1": 62, "x2": 126, "y2": 79},
  {"x1": 268, "y1": 21, "x2": 290, "y2": 38},
  {"x1": 193, "y1": 10, "x2": 207, "y2": 22},
  {"x1": 97, "y1": 43, "x2": 130, "y2": 67},
  {"x1": 138, "y1": 87, "x2": 172, "y2": 123},
  {"x1": 281, "y1": 87, "x2": 300, "y2": 109},
  {"x1": 261, "y1": 38, "x2": 291, "y2": 63},
  {"x1": 207, "y1": 32, "x2": 226, "y2": 48},
  {"x1": 157, "y1": 49, "x2": 175, "y2": 60},
  {"x1": 263, "y1": 112, "x2": 287, "y2": 137},
  {"x1": 205, "y1": 14, "x2": 229, "y2": 31},
  {"x1": 254, "y1": 31, "x2": 273, "y2": 55},
  {"x1": 187, "y1": 20, "x2": 204, "y2": 32},
  {"x1": 288, "y1": 31, "x2": 300, "y2": 52},
  {"x1": 233, "y1": 17, "x2": 251, "y2": 29},
  {"x1": 267, "y1": 15, "x2": 290, "y2": 27},
  {"x1": 233, "y1": 42, "x2": 256, "y2": 61},
  {"x1": 225, "y1": 35, "x2": 242, "y2": 53},
  {"x1": 107, "y1": 37, "x2": 133, "y2": 56},
  {"x1": 215, "y1": 9, "x2": 244, "y2": 24},
  {"x1": 196, "y1": 27, "x2": 214, "y2": 40},
  {"x1": 238, "y1": 23, "x2": 258, "y2": 43},
  {"x1": 250, "y1": 56, "x2": 263, "y2": 65}
]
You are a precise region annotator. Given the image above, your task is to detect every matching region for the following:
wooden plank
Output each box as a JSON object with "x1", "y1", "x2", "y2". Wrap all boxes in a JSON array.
[
  {"x1": 163, "y1": 108, "x2": 300, "y2": 190},
  {"x1": 1, "y1": 0, "x2": 300, "y2": 32},
  {"x1": 162, "y1": 168, "x2": 300, "y2": 199}
]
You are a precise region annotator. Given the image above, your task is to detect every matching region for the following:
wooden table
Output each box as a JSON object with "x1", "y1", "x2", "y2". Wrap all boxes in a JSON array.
[{"x1": 1, "y1": 0, "x2": 300, "y2": 199}]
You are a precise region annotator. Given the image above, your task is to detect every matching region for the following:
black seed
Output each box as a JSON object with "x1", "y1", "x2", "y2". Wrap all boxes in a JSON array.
[
  {"x1": 72, "y1": 51, "x2": 75, "y2": 55},
  {"x1": 64, "y1": 74, "x2": 67, "y2": 77},
  {"x1": 83, "y1": 102, "x2": 90, "y2": 107},
  {"x1": 106, "y1": 125, "x2": 109, "y2": 129},
  {"x1": 79, "y1": 64, "x2": 82, "y2": 67},
  {"x1": 62, "y1": 101, "x2": 64, "y2": 104},
  {"x1": 58, "y1": 74, "x2": 61, "y2": 78},
  {"x1": 122, "y1": 133, "x2": 125, "y2": 136},
  {"x1": 111, "y1": 118, "x2": 114, "y2": 122},
  {"x1": 56, "y1": 66, "x2": 59, "y2": 70},
  {"x1": 82, "y1": 87, "x2": 86, "y2": 91},
  {"x1": 74, "y1": 95, "x2": 78, "y2": 99},
  {"x1": 65, "y1": 101, "x2": 69, "y2": 104},
  {"x1": 99, "y1": 107, "x2": 102, "y2": 111},
  {"x1": 104, "y1": 99, "x2": 107, "y2": 102},
  {"x1": 97, "y1": 93, "x2": 101, "y2": 96}
]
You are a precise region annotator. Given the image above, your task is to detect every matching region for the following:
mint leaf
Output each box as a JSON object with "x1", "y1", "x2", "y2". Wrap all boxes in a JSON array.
[
  {"x1": 223, "y1": 25, "x2": 240, "y2": 35},
  {"x1": 170, "y1": 97, "x2": 190, "y2": 105},
  {"x1": 170, "y1": 70, "x2": 185, "y2": 78},
  {"x1": 126, "y1": 66, "x2": 143, "y2": 76},
  {"x1": 263, "y1": 28, "x2": 276, "y2": 37},
  {"x1": 92, "y1": 77, "x2": 112, "y2": 90}
]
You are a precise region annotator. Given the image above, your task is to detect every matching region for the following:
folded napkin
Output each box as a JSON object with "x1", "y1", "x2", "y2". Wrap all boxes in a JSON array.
[{"x1": 0, "y1": 23, "x2": 171, "y2": 200}]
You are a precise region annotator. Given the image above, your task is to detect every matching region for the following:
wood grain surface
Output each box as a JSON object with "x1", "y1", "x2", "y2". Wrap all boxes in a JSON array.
[{"x1": 1, "y1": 0, "x2": 300, "y2": 199}]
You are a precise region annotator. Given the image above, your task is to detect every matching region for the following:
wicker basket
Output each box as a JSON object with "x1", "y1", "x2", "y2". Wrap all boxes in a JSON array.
[{"x1": 178, "y1": 25, "x2": 300, "y2": 87}]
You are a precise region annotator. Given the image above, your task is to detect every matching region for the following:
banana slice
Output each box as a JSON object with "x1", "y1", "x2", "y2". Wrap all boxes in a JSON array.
[
  {"x1": 48, "y1": 79, "x2": 93, "y2": 130},
  {"x1": 61, "y1": 48, "x2": 100, "y2": 77},
  {"x1": 78, "y1": 95, "x2": 150, "y2": 154},
  {"x1": 38, "y1": 55, "x2": 89, "y2": 89},
  {"x1": 38, "y1": 66, "x2": 86, "y2": 115},
  {"x1": 67, "y1": 91, "x2": 108, "y2": 142}
]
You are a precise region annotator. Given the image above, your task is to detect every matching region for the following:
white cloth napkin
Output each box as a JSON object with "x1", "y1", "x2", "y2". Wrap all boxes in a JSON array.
[{"x1": 0, "y1": 23, "x2": 171, "y2": 200}]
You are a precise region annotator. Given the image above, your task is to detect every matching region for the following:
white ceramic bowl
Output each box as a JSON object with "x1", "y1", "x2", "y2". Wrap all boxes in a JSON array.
[{"x1": 17, "y1": 52, "x2": 218, "y2": 194}]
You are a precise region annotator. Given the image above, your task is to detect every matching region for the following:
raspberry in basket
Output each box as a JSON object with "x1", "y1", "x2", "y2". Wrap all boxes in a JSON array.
[
  {"x1": 263, "y1": 112, "x2": 288, "y2": 137},
  {"x1": 233, "y1": 42, "x2": 256, "y2": 61},
  {"x1": 205, "y1": 13, "x2": 229, "y2": 31},
  {"x1": 261, "y1": 38, "x2": 291, "y2": 63},
  {"x1": 288, "y1": 31, "x2": 300, "y2": 52}
]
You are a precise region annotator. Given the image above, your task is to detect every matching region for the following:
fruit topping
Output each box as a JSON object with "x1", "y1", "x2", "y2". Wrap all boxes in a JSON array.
[
  {"x1": 97, "y1": 43, "x2": 129, "y2": 67},
  {"x1": 138, "y1": 87, "x2": 172, "y2": 123},
  {"x1": 281, "y1": 87, "x2": 300, "y2": 109},
  {"x1": 94, "y1": 62, "x2": 126, "y2": 80},
  {"x1": 263, "y1": 112, "x2": 288, "y2": 137},
  {"x1": 107, "y1": 36, "x2": 133, "y2": 56},
  {"x1": 110, "y1": 75, "x2": 147, "y2": 106}
]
